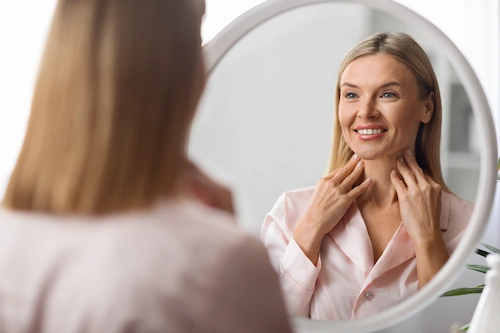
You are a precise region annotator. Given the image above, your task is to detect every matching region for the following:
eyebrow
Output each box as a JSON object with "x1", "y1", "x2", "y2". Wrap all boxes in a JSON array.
[{"x1": 341, "y1": 81, "x2": 403, "y2": 89}]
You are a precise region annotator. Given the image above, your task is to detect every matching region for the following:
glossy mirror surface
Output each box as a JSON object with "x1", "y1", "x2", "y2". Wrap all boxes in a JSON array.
[
  {"x1": 191, "y1": 2, "x2": 479, "y2": 234},
  {"x1": 189, "y1": 1, "x2": 496, "y2": 332}
]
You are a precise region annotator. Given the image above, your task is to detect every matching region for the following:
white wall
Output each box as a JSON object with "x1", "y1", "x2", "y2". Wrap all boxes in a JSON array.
[{"x1": 0, "y1": 1, "x2": 58, "y2": 192}]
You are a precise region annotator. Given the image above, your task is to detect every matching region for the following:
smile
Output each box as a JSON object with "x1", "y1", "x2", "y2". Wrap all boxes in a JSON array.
[{"x1": 354, "y1": 129, "x2": 387, "y2": 135}]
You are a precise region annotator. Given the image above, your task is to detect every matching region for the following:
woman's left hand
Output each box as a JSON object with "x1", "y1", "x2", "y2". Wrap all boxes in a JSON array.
[
  {"x1": 390, "y1": 149, "x2": 442, "y2": 245},
  {"x1": 390, "y1": 149, "x2": 449, "y2": 288}
]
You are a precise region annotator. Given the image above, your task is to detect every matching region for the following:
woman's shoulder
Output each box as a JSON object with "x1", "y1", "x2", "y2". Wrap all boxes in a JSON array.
[
  {"x1": 0, "y1": 197, "x2": 243, "y2": 244},
  {"x1": 440, "y1": 191, "x2": 474, "y2": 234},
  {"x1": 105, "y1": 199, "x2": 267, "y2": 274},
  {"x1": 263, "y1": 185, "x2": 315, "y2": 234},
  {"x1": 441, "y1": 191, "x2": 474, "y2": 219},
  {"x1": 0, "y1": 199, "x2": 260, "y2": 276},
  {"x1": 441, "y1": 191, "x2": 474, "y2": 206},
  {"x1": 107, "y1": 198, "x2": 258, "y2": 257},
  {"x1": 282, "y1": 185, "x2": 316, "y2": 198},
  {"x1": 273, "y1": 185, "x2": 316, "y2": 210}
]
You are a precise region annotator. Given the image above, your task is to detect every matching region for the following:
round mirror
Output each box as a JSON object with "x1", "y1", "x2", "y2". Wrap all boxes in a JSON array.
[{"x1": 189, "y1": 0, "x2": 497, "y2": 332}]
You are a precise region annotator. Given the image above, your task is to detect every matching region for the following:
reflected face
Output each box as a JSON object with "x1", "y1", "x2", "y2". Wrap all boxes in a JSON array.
[{"x1": 338, "y1": 54, "x2": 433, "y2": 160}]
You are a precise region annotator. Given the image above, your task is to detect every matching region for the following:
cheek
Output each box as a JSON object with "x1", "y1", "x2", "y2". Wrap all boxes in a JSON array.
[
  {"x1": 338, "y1": 105, "x2": 352, "y2": 134},
  {"x1": 389, "y1": 103, "x2": 422, "y2": 130},
  {"x1": 392, "y1": 114, "x2": 422, "y2": 140}
]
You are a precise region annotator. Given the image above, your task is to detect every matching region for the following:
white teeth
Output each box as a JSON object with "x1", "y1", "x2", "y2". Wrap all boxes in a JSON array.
[{"x1": 358, "y1": 129, "x2": 384, "y2": 135}]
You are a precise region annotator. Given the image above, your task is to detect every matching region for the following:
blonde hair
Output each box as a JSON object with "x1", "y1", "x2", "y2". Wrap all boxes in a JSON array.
[
  {"x1": 3, "y1": 0, "x2": 206, "y2": 213},
  {"x1": 327, "y1": 32, "x2": 450, "y2": 192}
]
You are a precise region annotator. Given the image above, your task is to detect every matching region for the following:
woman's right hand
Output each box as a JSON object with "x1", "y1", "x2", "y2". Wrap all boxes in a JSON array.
[{"x1": 293, "y1": 154, "x2": 372, "y2": 265}]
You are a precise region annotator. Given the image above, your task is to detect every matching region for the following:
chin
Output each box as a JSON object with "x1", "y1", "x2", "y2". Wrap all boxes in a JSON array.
[
  {"x1": 355, "y1": 147, "x2": 407, "y2": 161},
  {"x1": 350, "y1": 148, "x2": 379, "y2": 160},
  {"x1": 356, "y1": 153, "x2": 381, "y2": 161},
  {"x1": 352, "y1": 147, "x2": 393, "y2": 161}
]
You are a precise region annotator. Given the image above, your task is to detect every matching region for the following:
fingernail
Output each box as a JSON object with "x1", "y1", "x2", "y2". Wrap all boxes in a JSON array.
[
  {"x1": 391, "y1": 170, "x2": 397, "y2": 175},
  {"x1": 398, "y1": 157, "x2": 404, "y2": 163},
  {"x1": 365, "y1": 178, "x2": 372, "y2": 183},
  {"x1": 405, "y1": 149, "x2": 413, "y2": 156},
  {"x1": 357, "y1": 160, "x2": 363, "y2": 167},
  {"x1": 352, "y1": 154, "x2": 359, "y2": 160}
]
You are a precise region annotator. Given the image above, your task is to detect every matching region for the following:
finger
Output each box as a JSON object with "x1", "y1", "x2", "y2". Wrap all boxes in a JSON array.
[
  {"x1": 187, "y1": 166, "x2": 212, "y2": 186},
  {"x1": 185, "y1": 161, "x2": 204, "y2": 178},
  {"x1": 331, "y1": 154, "x2": 360, "y2": 184},
  {"x1": 340, "y1": 159, "x2": 365, "y2": 191},
  {"x1": 403, "y1": 149, "x2": 427, "y2": 184},
  {"x1": 425, "y1": 176, "x2": 442, "y2": 212},
  {"x1": 425, "y1": 175, "x2": 442, "y2": 191},
  {"x1": 396, "y1": 157, "x2": 418, "y2": 188},
  {"x1": 424, "y1": 175, "x2": 438, "y2": 185},
  {"x1": 324, "y1": 169, "x2": 339, "y2": 180},
  {"x1": 347, "y1": 177, "x2": 372, "y2": 199},
  {"x1": 325, "y1": 154, "x2": 359, "y2": 179},
  {"x1": 186, "y1": 163, "x2": 227, "y2": 190},
  {"x1": 390, "y1": 169, "x2": 407, "y2": 193},
  {"x1": 189, "y1": 178, "x2": 215, "y2": 206}
]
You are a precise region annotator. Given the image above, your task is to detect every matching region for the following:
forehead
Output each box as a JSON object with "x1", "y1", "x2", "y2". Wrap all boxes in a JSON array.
[{"x1": 340, "y1": 54, "x2": 415, "y2": 88}]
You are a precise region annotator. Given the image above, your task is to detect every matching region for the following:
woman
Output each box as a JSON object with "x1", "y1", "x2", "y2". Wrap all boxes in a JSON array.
[
  {"x1": 0, "y1": 0, "x2": 292, "y2": 332},
  {"x1": 261, "y1": 32, "x2": 473, "y2": 321}
]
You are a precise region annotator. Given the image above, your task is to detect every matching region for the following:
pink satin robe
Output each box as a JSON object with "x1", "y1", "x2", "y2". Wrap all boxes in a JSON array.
[{"x1": 261, "y1": 186, "x2": 473, "y2": 320}]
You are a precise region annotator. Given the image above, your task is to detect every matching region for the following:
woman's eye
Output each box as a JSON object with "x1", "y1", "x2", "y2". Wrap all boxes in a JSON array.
[
  {"x1": 345, "y1": 92, "x2": 358, "y2": 99},
  {"x1": 381, "y1": 92, "x2": 397, "y2": 98}
]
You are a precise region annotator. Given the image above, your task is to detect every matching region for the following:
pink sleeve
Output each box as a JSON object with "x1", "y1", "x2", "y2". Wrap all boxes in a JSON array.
[{"x1": 260, "y1": 193, "x2": 321, "y2": 317}]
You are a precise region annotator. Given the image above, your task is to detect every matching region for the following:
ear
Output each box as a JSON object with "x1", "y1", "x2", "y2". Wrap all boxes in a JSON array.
[{"x1": 420, "y1": 92, "x2": 434, "y2": 124}]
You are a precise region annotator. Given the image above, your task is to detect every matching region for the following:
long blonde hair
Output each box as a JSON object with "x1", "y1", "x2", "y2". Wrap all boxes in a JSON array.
[
  {"x1": 3, "y1": 0, "x2": 206, "y2": 213},
  {"x1": 327, "y1": 32, "x2": 450, "y2": 192}
]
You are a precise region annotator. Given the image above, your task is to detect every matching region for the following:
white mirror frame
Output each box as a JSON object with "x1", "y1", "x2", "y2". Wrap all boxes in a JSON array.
[{"x1": 201, "y1": 0, "x2": 498, "y2": 332}]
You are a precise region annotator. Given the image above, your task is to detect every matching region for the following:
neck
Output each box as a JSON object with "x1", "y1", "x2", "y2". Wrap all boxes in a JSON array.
[{"x1": 356, "y1": 156, "x2": 400, "y2": 208}]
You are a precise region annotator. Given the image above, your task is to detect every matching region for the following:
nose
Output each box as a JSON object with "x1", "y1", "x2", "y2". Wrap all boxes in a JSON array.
[{"x1": 357, "y1": 98, "x2": 378, "y2": 119}]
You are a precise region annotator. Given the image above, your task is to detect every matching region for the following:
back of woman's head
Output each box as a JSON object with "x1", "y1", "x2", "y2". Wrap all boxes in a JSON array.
[
  {"x1": 3, "y1": 0, "x2": 206, "y2": 213},
  {"x1": 328, "y1": 32, "x2": 449, "y2": 192}
]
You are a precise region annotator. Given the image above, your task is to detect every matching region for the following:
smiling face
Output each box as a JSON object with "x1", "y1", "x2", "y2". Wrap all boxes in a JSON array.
[{"x1": 338, "y1": 54, "x2": 434, "y2": 161}]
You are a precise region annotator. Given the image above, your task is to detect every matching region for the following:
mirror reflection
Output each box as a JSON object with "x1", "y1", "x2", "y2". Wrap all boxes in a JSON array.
[{"x1": 189, "y1": 2, "x2": 480, "y2": 321}]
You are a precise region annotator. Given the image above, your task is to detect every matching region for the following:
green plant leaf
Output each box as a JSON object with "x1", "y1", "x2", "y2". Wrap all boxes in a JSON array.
[
  {"x1": 481, "y1": 243, "x2": 500, "y2": 254},
  {"x1": 475, "y1": 248, "x2": 490, "y2": 257},
  {"x1": 460, "y1": 323, "x2": 469, "y2": 332},
  {"x1": 467, "y1": 264, "x2": 490, "y2": 274},
  {"x1": 441, "y1": 287, "x2": 483, "y2": 297}
]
